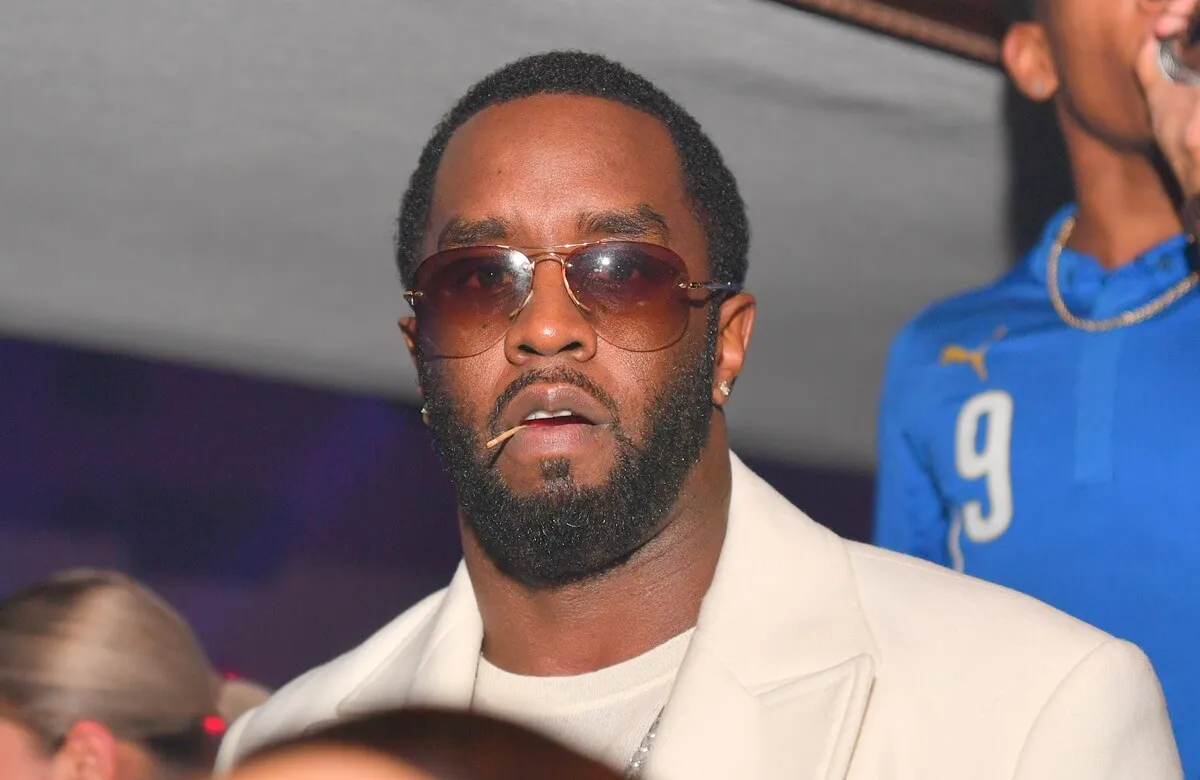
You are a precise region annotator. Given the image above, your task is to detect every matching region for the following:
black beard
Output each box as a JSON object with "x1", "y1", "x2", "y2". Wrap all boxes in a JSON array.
[{"x1": 419, "y1": 331, "x2": 717, "y2": 591}]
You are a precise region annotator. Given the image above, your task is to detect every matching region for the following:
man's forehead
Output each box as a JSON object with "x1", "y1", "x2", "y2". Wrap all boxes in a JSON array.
[
  {"x1": 428, "y1": 96, "x2": 690, "y2": 250},
  {"x1": 437, "y1": 94, "x2": 679, "y2": 180}
]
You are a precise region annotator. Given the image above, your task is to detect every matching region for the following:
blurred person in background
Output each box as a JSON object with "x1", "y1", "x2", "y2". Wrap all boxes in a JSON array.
[
  {"x1": 230, "y1": 708, "x2": 620, "y2": 780},
  {"x1": 0, "y1": 569, "x2": 246, "y2": 780},
  {"x1": 874, "y1": 0, "x2": 1200, "y2": 772},
  {"x1": 219, "y1": 50, "x2": 1178, "y2": 779}
]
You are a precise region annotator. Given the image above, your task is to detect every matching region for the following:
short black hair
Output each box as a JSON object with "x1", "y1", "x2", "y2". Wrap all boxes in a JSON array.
[{"x1": 395, "y1": 51, "x2": 749, "y2": 290}]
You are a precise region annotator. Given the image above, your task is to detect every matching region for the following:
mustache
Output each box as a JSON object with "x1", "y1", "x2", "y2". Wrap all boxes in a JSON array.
[{"x1": 488, "y1": 368, "x2": 620, "y2": 435}]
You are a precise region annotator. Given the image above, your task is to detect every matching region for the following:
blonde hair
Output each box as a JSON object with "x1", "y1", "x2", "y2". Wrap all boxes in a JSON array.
[
  {"x1": 0, "y1": 569, "x2": 221, "y2": 766},
  {"x1": 217, "y1": 678, "x2": 271, "y2": 724}
]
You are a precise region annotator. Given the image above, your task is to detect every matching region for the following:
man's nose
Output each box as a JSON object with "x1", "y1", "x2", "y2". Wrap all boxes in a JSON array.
[{"x1": 503, "y1": 258, "x2": 598, "y2": 363}]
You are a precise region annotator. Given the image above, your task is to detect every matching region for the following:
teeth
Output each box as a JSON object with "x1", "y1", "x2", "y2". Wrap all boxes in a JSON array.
[{"x1": 523, "y1": 409, "x2": 576, "y2": 421}]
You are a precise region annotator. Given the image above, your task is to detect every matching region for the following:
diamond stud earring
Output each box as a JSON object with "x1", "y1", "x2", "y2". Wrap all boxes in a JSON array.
[{"x1": 717, "y1": 380, "x2": 732, "y2": 398}]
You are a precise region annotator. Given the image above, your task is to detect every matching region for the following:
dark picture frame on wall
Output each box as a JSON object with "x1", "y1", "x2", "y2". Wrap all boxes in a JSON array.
[{"x1": 774, "y1": 0, "x2": 1004, "y2": 63}]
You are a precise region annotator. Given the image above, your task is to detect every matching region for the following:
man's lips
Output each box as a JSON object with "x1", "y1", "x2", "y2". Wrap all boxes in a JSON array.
[
  {"x1": 522, "y1": 414, "x2": 594, "y2": 428},
  {"x1": 497, "y1": 383, "x2": 614, "y2": 436}
]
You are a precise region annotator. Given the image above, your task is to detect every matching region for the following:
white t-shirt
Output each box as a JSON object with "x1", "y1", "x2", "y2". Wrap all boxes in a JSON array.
[{"x1": 471, "y1": 628, "x2": 694, "y2": 772}]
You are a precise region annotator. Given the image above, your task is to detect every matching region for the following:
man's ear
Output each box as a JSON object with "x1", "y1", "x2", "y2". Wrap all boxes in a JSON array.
[
  {"x1": 52, "y1": 721, "x2": 117, "y2": 780},
  {"x1": 712, "y1": 293, "x2": 756, "y2": 406},
  {"x1": 1003, "y1": 21, "x2": 1059, "y2": 102},
  {"x1": 399, "y1": 317, "x2": 424, "y2": 400}
]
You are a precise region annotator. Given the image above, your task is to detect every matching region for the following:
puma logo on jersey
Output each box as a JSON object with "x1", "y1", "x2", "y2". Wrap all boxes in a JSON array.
[{"x1": 939, "y1": 327, "x2": 1007, "y2": 381}]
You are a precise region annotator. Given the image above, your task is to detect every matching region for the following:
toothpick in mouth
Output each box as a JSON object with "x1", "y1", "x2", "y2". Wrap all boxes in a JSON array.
[{"x1": 486, "y1": 424, "x2": 528, "y2": 450}]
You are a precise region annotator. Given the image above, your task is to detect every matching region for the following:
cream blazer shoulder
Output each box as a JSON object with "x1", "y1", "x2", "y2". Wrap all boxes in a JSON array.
[{"x1": 217, "y1": 453, "x2": 1181, "y2": 780}]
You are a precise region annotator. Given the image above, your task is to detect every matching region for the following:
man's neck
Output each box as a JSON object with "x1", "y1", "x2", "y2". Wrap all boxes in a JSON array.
[
  {"x1": 464, "y1": 431, "x2": 732, "y2": 677},
  {"x1": 1060, "y1": 113, "x2": 1183, "y2": 271}
]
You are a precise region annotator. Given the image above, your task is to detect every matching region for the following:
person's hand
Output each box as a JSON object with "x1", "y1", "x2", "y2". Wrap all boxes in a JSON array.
[{"x1": 1137, "y1": 0, "x2": 1200, "y2": 195}]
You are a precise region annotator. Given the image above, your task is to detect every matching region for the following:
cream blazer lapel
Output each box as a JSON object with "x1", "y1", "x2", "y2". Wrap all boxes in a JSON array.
[
  {"x1": 646, "y1": 454, "x2": 880, "y2": 780},
  {"x1": 336, "y1": 562, "x2": 484, "y2": 718}
]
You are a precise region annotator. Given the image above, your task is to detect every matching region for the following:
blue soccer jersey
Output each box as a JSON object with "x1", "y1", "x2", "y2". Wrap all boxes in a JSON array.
[{"x1": 875, "y1": 205, "x2": 1200, "y2": 772}]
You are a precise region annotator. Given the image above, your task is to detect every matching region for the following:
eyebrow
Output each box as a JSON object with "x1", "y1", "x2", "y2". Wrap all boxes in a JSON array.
[
  {"x1": 435, "y1": 204, "x2": 670, "y2": 250},
  {"x1": 578, "y1": 204, "x2": 670, "y2": 241},
  {"x1": 436, "y1": 217, "x2": 514, "y2": 250}
]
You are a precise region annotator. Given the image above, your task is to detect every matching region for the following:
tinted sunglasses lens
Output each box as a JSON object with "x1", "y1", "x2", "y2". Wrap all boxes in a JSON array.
[
  {"x1": 414, "y1": 248, "x2": 528, "y2": 357},
  {"x1": 566, "y1": 243, "x2": 689, "y2": 351}
]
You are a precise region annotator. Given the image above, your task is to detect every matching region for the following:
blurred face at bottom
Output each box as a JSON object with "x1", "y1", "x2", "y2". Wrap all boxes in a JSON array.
[{"x1": 228, "y1": 746, "x2": 434, "y2": 780}]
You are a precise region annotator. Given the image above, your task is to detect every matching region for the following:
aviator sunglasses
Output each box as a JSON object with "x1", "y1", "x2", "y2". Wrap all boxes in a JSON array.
[{"x1": 404, "y1": 241, "x2": 741, "y2": 358}]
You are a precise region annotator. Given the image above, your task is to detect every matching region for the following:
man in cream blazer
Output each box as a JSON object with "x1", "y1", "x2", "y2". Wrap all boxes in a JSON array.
[
  {"x1": 219, "y1": 51, "x2": 1180, "y2": 779},
  {"x1": 218, "y1": 454, "x2": 1179, "y2": 780}
]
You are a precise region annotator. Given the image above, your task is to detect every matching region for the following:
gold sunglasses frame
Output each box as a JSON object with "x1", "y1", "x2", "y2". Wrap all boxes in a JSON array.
[{"x1": 403, "y1": 241, "x2": 740, "y2": 317}]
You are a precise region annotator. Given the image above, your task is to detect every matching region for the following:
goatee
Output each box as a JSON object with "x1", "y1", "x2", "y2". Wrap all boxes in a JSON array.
[{"x1": 420, "y1": 335, "x2": 716, "y2": 590}]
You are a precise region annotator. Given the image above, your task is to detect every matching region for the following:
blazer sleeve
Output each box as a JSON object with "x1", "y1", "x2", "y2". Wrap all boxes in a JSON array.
[
  {"x1": 214, "y1": 708, "x2": 257, "y2": 776},
  {"x1": 1013, "y1": 639, "x2": 1182, "y2": 780},
  {"x1": 872, "y1": 321, "x2": 949, "y2": 565}
]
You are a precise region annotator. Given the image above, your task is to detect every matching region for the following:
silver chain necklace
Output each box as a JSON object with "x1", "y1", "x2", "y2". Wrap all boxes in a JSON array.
[
  {"x1": 1046, "y1": 215, "x2": 1198, "y2": 332},
  {"x1": 624, "y1": 708, "x2": 664, "y2": 778}
]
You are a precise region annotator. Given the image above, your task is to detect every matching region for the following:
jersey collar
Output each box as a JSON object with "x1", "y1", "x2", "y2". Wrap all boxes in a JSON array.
[{"x1": 1024, "y1": 204, "x2": 1194, "y2": 300}]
